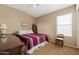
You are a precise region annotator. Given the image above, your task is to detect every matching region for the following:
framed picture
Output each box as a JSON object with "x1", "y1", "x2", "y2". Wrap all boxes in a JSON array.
[{"x1": 21, "y1": 22, "x2": 27, "y2": 27}]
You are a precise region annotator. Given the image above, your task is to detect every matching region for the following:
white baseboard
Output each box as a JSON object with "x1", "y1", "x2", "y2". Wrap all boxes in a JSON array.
[
  {"x1": 51, "y1": 41, "x2": 77, "y2": 48},
  {"x1": 64, "y1": 44, "x2": 77, "y2": 48}
]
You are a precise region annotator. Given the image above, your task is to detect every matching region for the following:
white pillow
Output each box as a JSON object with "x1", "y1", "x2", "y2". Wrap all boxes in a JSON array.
[
  {"x1": 18, "y1": 30, "x2": 33, "y2": 35},
  {"x1": 26, "y1": 30, "x2": 33, "y2": 34},
  {"x1": 18, "y1": 30, "x2": 27, "y2": 34}
]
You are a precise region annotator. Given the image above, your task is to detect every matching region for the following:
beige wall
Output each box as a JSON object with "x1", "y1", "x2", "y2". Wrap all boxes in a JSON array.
[
  {"x1": 77, "y1": 6, "x2": 79, "y2": 48},
  {"x1": 36, "y1": 5, "x2": 77, "y2": 47},
  {"x1": 0, "y1": 5, "x2": 35, "y2": 34},
  {"x1": 35, "y1": 12, "x2": 56, "y2": 42}
]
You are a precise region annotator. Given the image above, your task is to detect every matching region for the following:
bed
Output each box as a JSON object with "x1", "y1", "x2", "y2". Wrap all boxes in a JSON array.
[{"x1": 15, "y1": 30, "x2": 49, "y2": 54}]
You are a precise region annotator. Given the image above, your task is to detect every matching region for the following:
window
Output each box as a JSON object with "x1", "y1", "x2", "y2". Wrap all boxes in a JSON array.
[{"x1": 57, "y1": 13, "x2": 72, "y2": 36}]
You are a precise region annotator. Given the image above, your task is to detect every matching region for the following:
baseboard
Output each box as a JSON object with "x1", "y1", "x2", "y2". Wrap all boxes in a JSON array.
[
  {"x1": 51, "y1": 41, "x2": 77, "y2": 48},
  {"x1": 64, "y1": 44, "x2": 77, "y2": 48}
]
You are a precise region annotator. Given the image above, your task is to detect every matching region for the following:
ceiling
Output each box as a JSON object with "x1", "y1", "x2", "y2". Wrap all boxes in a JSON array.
[{"x1": 5, "y1": 4, "x2": 73, "y2": 17}]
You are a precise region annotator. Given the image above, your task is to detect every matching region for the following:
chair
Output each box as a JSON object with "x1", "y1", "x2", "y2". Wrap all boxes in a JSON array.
[
  {"x1": 55, "y1": 34, "x2": 64, "y2": 47},
  {"x1": 0, "y1": 52, "x2": 10, "y2": 55}
]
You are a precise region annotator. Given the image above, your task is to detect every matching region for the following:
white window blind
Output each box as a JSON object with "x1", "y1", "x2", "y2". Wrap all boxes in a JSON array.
[{"x1": 57, "y1": 13, "x2": 72, "y2": 36}]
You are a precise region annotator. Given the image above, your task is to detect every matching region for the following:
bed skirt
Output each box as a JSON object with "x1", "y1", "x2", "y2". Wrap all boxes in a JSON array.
[{"x1": 26, "y1": 41, "x2": 48, "y2": 54}]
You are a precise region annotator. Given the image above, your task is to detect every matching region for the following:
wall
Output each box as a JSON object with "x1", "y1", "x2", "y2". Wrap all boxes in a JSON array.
[
  {"x1": 35, "y1": 13, "x2": 56, "y2": 42},
  {"x1": 36, "y1": 5, "x2": 77, "y2": 47},
  {"x1": 77, "y1": 5, "x2": 79, "y2": 48},
  {"x1": 0, "y1": 5, "x2": 35, "y2": 34},
  {"x1": 77, "y1": 11, "x2": 79, "y2": 48}
]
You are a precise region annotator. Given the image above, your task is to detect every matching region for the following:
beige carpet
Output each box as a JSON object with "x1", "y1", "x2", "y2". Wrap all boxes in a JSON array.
[{"x1": 32, "y1": 42, "x2": 79, "y2": 55}]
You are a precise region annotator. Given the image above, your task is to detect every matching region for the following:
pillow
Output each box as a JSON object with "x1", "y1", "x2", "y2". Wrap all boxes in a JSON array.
[
  {"x1": 18, "y1": 30, "x2": 33, "y2": 35},
  {"x1": 18, "y1": 30, "x2": 27, "y2": 35},
  {"x1": 26, "y1": 30, "x2": 33, "y2": 34}
]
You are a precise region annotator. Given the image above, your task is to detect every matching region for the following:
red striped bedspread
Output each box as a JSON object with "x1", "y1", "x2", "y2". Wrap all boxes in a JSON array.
[{"x1": 19, "y1": 33, "x2": 49, "y2": 50}]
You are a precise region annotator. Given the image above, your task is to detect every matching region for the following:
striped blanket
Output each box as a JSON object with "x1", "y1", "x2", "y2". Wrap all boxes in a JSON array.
[{"x1": 18, "y1": 33, "x2": 49, "y2": 54}]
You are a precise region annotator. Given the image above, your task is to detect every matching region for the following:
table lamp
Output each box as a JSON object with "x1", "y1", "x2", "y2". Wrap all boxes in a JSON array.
[{"x1": 0, "y1": 24, "x2": 8, "y2": 42}]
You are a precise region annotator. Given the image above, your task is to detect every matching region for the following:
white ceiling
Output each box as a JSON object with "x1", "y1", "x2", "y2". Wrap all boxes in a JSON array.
[{"x1": 5, "y1": 4, "x2": 73, "y2": 17}]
